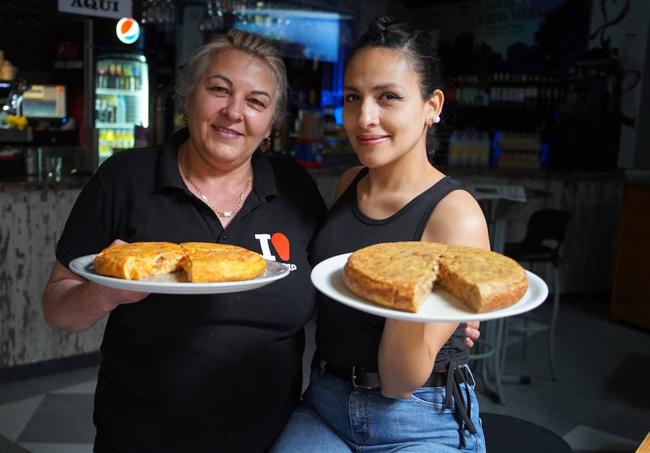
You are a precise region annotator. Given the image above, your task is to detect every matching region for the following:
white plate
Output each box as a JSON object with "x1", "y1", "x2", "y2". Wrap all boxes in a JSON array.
[
  {"x1": 311, "y1": 253, "x2": 548, "y2": 322},
  {"x1": 69, "y1": 254, "x2": 291, "y2": 294}
]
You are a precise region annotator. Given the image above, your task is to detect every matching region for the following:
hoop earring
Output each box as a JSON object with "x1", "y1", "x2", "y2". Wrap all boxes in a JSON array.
[
  {"x1": 260, "y1": 137, "x2": 271, "y2": 153},
  {"x1": 183, "y1": 112, "x2": 188, "y2": 126}
]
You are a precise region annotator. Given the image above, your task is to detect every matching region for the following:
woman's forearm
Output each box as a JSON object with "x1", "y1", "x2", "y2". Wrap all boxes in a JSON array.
[
  {"x1": 378, "y1": 319, "x2": 458, "y2": 399},
  {"x1": 43, "y1": 261, "x2": 149, "y2": 332},
  {"x1": 43, "y1": 276, "x2": 117, "y2": 333}
]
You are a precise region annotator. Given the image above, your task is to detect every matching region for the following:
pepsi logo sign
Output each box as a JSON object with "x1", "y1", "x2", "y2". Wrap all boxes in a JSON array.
[{"x1": 116, "y1": 18, "x2": 140, "y2": 44}]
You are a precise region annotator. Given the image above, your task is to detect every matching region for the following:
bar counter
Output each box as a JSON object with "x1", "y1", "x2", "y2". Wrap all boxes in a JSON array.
[
  {"x1": 0, "y1": 176, "x2": 89, "y2": 191},
  {"x1": 0, "y1": 175, "x2": 105, "y2": 371},
  {"x1": 0, "y1": 166, "x2": 623, "y2": 370}
]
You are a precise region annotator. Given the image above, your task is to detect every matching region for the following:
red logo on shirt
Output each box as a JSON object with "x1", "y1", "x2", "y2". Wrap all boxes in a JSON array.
[
  {"x1": 270, "y1": 233, "x2": 290, "y2": 261},
  {"x1": 255, "y1": 233, "x2": 290, "y2": 262}
]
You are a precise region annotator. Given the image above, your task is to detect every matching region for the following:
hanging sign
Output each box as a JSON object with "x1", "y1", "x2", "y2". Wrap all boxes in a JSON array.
[
  {"x1": 116, "y1": 18, "x2": 141, "y2": 44},
  {"x1": 58, "y1": 0, "x2": 133, "y2": 20}
]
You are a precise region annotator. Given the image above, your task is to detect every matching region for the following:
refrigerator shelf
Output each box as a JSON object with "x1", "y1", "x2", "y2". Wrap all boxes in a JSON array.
[
  {"x1": 97, "y1": 122, "x2": 137, "y2": 129},
  {"x1": 96, "y1": 88, "x2": 145, "y2": 96}
]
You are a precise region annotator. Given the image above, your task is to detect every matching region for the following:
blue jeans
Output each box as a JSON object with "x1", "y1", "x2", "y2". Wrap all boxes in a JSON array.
[{"x1": 270, "y1": 366, "x2": 486, "y2": 453}]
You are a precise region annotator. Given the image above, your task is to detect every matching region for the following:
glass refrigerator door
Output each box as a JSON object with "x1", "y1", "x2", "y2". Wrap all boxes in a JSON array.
[{"x1": 95, "y1": 54, "x2": 149, "y2": 163}]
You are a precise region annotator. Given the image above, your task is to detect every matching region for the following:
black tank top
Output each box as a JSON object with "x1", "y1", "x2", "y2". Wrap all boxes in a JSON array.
[{"x1": 310, "y1": 168, "x2": 469, "y2": 372}]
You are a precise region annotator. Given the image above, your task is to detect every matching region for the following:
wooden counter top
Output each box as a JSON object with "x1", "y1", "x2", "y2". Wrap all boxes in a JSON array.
[{"x1": 0, "y1": 175, "x2": 91, "y2": 191}]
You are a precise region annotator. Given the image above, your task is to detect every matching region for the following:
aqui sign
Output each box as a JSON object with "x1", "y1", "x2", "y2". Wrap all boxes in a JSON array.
[{"x1": 58, "y1": 0, "x2": 133, "y2": 20}]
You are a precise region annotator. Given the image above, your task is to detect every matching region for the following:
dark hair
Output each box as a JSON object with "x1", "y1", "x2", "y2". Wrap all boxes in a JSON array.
[{"x1": 350, "y1": 16, "x2": 444, "y2": 152}]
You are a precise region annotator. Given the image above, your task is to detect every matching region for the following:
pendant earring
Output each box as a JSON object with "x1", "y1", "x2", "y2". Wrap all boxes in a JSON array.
[
  {"x1": 260, "y1": 137, "x2": 271, "y2": 152},
  {"x1": 183, "y1": 112, "x2": 188, "y2": 126}
]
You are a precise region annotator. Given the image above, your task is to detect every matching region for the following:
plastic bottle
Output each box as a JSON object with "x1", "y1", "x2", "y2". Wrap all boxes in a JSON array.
[
  {"x1": 481, "y1": 131, "x2": 492, "y2": 167},
  {"x1": 105, "y1": 129, "x2": 115, "y2": 153},
  {"x1": 114, "y1": 64, "x2": 123, "y2": 89},
  {"x1": 133, "y1": 64, "x2": 141, "y2": 90},
  {"x1": 97, "y1": 64, "x2": 106, "y2": 89},
  {"x1": 126, "y1": 65, "x2": 133, "y2": 91},
  {"x1": 117, "y1": 96, "x2": 127, "y2": 123},
  {"x1": 468, "y1": 130, "x2": 478, "y2": 165},
  {"x1": 95, "y1": 98, "x2": 102, "y2": 122}
]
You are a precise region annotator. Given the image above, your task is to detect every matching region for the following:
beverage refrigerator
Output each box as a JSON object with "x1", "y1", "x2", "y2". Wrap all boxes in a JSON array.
[
  {"x1": 95, "y1": 53, "x2": 149, "y2": 163},
  {"x1": 88, "y1": 18, "x2": 154, "y2": 166}
]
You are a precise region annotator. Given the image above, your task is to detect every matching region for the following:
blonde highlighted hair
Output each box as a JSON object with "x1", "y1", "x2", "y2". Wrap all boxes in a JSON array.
[{"x1": 176, "y1": 29, "x2": 288, "y2": 128}]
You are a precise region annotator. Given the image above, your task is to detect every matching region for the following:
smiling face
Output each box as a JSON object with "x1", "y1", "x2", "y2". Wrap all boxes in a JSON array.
[
  {"x1": 343, "y1": 47, "x2": 438, "y2": 169},
  {"x1": 185, "y1": 48, "x2": 277, "y2": 169}
]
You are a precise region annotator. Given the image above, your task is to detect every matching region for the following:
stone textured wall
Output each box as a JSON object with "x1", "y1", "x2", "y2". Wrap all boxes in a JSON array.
[{"x1": 0, "y1": 186, "x2": 105, "y2": 368}]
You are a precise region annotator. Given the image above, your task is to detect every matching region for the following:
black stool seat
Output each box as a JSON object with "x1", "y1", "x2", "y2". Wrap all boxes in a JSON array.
[{"x1": 481, "y1": 413, "x2": 573, "y2": 453}]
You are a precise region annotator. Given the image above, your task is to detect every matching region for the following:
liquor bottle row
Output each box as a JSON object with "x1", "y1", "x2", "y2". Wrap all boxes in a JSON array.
[
  {"x1": 98, "y1": 129, "x2": 135, "y2": 159},
  {"x1": 446, "y1": 73, "x2": 567, "y2": 111},
  {"x1": 446, "y1": 129, "x2": 542, "y2": 169},
  {"x1": 96, "y1": 96, "x2": 127, "y2": 123},
  {"x1": 96, "y1": 62, "x2": 143, "y2": 91},
  {"x1": 447, "y1": 129, "x2": 491, "y2": 167},
  {"x1": 493, "y1": 131, "x2": 542, "y2": 169}
]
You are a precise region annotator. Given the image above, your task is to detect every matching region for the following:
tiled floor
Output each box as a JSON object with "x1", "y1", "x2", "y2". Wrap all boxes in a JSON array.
[
  {"x1": 476, "y1": 298, "x2": 649, "y2": 453},
  {"x1": 0, "y1": 366, "x2": 98, "y2": 452},
  {"x1": 0, "y1": 297, "x2": 648, "y2": 453}
]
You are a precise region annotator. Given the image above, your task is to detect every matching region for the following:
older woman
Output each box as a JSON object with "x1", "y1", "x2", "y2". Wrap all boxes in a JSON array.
[{"x1": 42, "y1": 29, "x2": 326, "y2": 452}]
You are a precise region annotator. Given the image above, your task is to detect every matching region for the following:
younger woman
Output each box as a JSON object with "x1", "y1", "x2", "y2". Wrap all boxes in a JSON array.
[{"x1": 271, "y1": 17, "x2": 488, "y2": 452}]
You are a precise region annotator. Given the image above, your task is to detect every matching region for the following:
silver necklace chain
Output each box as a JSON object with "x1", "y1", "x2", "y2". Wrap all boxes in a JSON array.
[{"x1": 179, "y1": 144, "x2": 252, "y2": 218}]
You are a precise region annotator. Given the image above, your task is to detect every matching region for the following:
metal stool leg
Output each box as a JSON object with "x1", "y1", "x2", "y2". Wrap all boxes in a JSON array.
[
  {"x1": 549, "y1": 263, "x2": 560, "y2": 381},
  {"x1": 500, "y1": 317, "x2": 510, "y2": 372},
  {"x1": 493, "y1": 318, "x2": 506, "y2": 403},
  {"x1": 521, "y1": 263, "x2": 531, "y2": 361},
  {"x1": 470, "y1": 319, "x2": 506, "y2": 404}
]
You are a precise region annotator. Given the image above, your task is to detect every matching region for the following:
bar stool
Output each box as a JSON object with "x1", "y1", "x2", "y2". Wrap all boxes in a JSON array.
[
  {"x1": 481, "y1": 413, "x2": 573, "y2": 453},
  {"x1": 466, "y1": 184, "x2": 526, "y2": 404},
  {"x1": 503, "y1": 208, "x2": 571, "y2": 381}
]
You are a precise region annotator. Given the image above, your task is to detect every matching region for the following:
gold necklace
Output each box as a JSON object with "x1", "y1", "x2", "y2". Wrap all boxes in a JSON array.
[{"x1": 179, "y1": 144, "x2": 252, "y2": 218}]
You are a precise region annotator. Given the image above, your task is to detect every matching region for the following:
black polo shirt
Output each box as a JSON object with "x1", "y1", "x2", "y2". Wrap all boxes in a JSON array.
[{"x1": 56, "y1": 129, "x2": 326, "y2": 453}]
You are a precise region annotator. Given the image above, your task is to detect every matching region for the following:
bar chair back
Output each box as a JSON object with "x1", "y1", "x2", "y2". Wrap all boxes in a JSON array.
[{"x1": 504, "y1": 208, "x2": 571, "y2": 380}]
